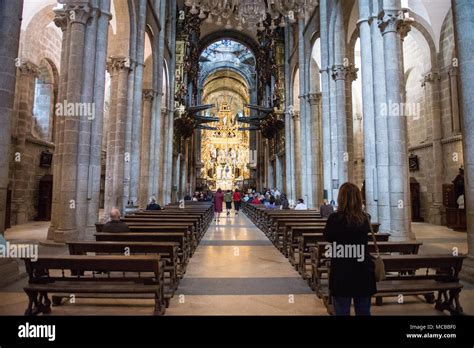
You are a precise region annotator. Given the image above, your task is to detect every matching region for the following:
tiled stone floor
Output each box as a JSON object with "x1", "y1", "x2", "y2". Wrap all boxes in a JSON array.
[{"x1": 0, "y1": 215, "x2": 472, "y2": 316}]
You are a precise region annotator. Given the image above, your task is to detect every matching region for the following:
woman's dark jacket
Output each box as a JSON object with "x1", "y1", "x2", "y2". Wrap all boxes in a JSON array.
[{"x1": 323, "y1": 212, "x2": 376, "y2": 297}]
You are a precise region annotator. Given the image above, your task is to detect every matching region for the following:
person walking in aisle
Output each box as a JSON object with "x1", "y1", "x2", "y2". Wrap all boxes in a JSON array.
[
  {"x1": 214, "y1": 189, "x2": 224, "y2": 223},
  {"x1": 224, "y1": 190, "x2": 233, "y2": 217},
  {"x1": 323, "y1": 182, "x2": 376, "y2": 316},
  {"x1": 233, "y1": 189, "x2": 241, "y2": 215}
]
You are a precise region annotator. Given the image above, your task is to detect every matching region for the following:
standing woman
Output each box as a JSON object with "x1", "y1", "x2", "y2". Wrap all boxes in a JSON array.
[
  {"x1": 233, "y1": 189, "x2": 241, "y2": 215},
  {"x1": 323, "y1": 182, "x2": 376, "y2": 316},
  {"x1": 214, "y1": 188, "x2": 224, "y2": 223},
  {"x1": 224, "y1": 190, "x2": 233, "y2": 216}
]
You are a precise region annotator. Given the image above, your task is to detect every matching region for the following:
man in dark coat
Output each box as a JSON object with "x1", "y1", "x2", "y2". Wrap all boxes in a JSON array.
[
  {"x1": 146, "y1": 198, "x2": 162, "y2": 211},
  {"x1": 102, "y1": 208, "x2": 130, "y2": 232}
]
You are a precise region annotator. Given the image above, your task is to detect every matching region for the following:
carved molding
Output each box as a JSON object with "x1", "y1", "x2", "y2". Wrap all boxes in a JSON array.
[
  {"x1": 331, "y1": 64, "x2": 358, "y2": 81},
  {"x1": 18, "y1": 61, "x2": 39, "y2": 76},
  {"x1": 378, "y1": 9, "x2": 413, "y2": 40},
  {"x1": 106, "y1": 56, "x2": 131, "y2": 73}
]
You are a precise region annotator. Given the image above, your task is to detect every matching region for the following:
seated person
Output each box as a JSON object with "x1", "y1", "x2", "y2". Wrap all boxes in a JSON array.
[
  {"x1": 320, "y1": 199, "x2": 334, "y2": 218},
  {"x1": 146, "y1": 198, "x2": 162, "y2": 211},
  {"x1": 251, "y1": 196, "x2": 262, "y2": 204},
  {"x1": 102, "y1": 208, "x2": 130, "y2": 232},
  {"x1": 294, "y1": 198, "x2": 308, "y2": 210}
]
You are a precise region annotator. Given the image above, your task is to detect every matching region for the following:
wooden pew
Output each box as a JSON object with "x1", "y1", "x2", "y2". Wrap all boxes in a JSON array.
[
  {"x1": 309, "y1": 241, "x2": 423, "y2": 292},
  {"x1": 126, "y1": 225, "x2": 197, "y2": 255},
  {"x1": 289, "y1": 230, "x2": 390, "y2": 271},
  {"x1": 95, "y1": 232, "x2": 189, "y2": 275},
  {"x1": 67, "y1": 241, "x2": 180, "y2": 297},
  {"x1": 23, "y1": 255, "x2": 166, "y2": 316},
  {"x1": 319, "y1": 254, "x2": 465, "y2": 316}
]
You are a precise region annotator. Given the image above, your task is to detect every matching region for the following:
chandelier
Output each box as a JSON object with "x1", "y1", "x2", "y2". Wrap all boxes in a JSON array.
[{"x1": 184, "y1": 0, "x2": 318, "y2": 30}]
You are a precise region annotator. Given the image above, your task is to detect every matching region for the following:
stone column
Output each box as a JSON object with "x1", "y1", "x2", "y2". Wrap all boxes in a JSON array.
[
  {"x1": 56, "y1": 3, "x2": 91, "y2": 242},
  {"x1": 448, "y1": 66, "x2": 461, "y2": 134},
  {"x1": 163, "y1": 0, "x2": 176, "y2": 205},
  {"x1": 0, "y1": 0, "x2": 24, "y2": 286},
  {"x1": 378, "y1": 0, "x2": 413, "y2": 240},
  {"x1": 11, "y1": 63, "x2": 38, "y2": 225},
  {"x1": 307, "y1": 92, "x2": 323, "y2": 206},
  {"x1": 139, "y1": 89, "x2": 154, "y2": 208},
  {"x1": 422, "y1": 71, "x2": 444, "y2": 225},
  {"x1": 452, "y1": 0, "x2": 474, "y2": 282},
  {"x1": 331, "y1": 64, "x2": 356, "y2": 185},
  {"x1": 293, "y1": 111, "x2": 302, "y2": 199},
  {"x1": 284, "y1": 23, "x2": 295, "y2": 200},
  {"x1": 358, "y1": 0, "x2": 378, "y2": 220},
  {"x1": 76, "y1": 1, "x2": 99, "y2": 236},
  {"x1": 370, "y1": 2, "x2": 391, "y2": 232},
  {"x1": 48, "y1": 8, "x2": 69, "y2": 240},
  {"x1": 319, "y1": 0, "x2": 333, "y2": 204},
  {"x1": 103, "y1": 57, "x2": 130, "y2": 219},
  {"x1": 86, "y1": 0, "x2": 111, "y2": 232},
  {"x1": 157, "y1": 106, "x2": 168, "y2": 201},
  {"x1": 128, "y1": 0, "x2": 147, "y2": 207},
  {"x1": 297, "y1": 19, "x2": 309, "y2": 203}
]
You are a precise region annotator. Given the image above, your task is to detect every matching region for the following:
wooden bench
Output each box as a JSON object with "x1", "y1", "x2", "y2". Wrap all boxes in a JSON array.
[
  {"x1": 95, "y1": 232, "x2": 189, "y2": 275},
  {"x1": 320, "y1": 254, "x2": 466, "y2": 316},
  {"x1": 23, "y1": 255, "x2": 166, "y2": 316},
  {"x1": 309, "y1": 241, "x2": 422, "y2": 292},
  {"x1": 67, "y1": 241, "x2": 180, "y2": 296}
]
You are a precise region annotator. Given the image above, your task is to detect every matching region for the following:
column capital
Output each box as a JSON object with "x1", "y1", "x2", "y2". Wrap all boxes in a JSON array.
[
  {"x1": 421, "y1": 70, "x2": 441, "y2": 87},
  {"x1": 53, "y1": 8, "x2": 68, "y2": 31},
  {"x1": 307, "y1": 92, "x2": 322, "y2": 105},
  {"x1": 292, "y1": 110, "x2": 300, "y2": 120},
  {"x1": 142, "y1": 89, "x2": 155, "y2": 101},
  {"x1": 18, "y1": 61, "x2": 39, "y2": 76},
  {"x1": 378, "y1": 9, "x2": 413, "y2": 40},
  {"x1": 331, "y1": 64, "x2": 358, "y2": 81},
  {"x1": 64, "y1": 3, "x2": 92, "y2": 25},
  {"x1": 106, "y1": 56, "x2": 132, "y2": 73}
]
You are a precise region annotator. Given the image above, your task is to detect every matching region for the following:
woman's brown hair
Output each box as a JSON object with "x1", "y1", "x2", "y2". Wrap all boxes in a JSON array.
[{"x1": 337, "y1": 182, "x2": 366, "y2": 226}]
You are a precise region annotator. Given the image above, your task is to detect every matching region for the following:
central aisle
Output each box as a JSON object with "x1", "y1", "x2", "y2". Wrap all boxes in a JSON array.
[{"x1": 167, "y1": 213, "x2": 326, "y2": 315}]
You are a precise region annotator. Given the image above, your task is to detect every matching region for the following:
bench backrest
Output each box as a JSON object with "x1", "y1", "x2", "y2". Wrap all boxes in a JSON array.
[{"x1": 24, "y1": 255, "x2": 161, "y2": 283}]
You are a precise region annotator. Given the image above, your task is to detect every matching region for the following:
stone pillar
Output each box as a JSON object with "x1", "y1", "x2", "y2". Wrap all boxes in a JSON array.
[
  {"x1": 319, "y1": 0, "x2": 333, "y2": 204},
  {"x1": 103, "y1": 57, "x2": 130, "y2": 219},
  {"x1": 76, "y1": 1, "x2": 99, "y2": 236},
  {"x1": 358, "y1": 0, "x2": 378, "y2": 220},
  {"x1": 56, "y1": 3, "x2": 91, "y2": 242},
  {"x1": 163, "y1": 0, "x2": 176, "y2": 205},
  {"x1": 378, "y1": 0, "x2": 413, "y2": 240},
  {"x1": 307, "y1": 92, "x2": 323, "y2": 206},
  {"x1": 139, "y1": 89, "x2": 154, "y2": 208},
  {"x1": 297, "y1": 19, "x2": 309, "y2": 204},
  {"x1": 48, "y1": 8, "x2": 69, "y2": 240},
  {"x1": 11, "y1": 62, "x2": 38, "y2": 225},
  {"x1": 284, "y1": 23, "x2": 295, "y2": 200},
  {"x1": 331, "y1": 64, "x2": 356, "y2": 185},
  {"x1": 448, "y1": 66, "x2": 461, "y2": 134},
  {"x1": 293, "y1": 111, "x2": 302, "y2": 199},
  {"x1": 422, "y1": 71, "x2": 444, "y2": 225},
  {"x1": 156, "y1": 106, "x2": 168, "y2": 201},
  {"x1": 86, "y1": 0, "x2": 111, "y2": 232},
  {"x1": 452, "y1": 0, "x2": 474, "y2": 282},
  {"x1": 0, "y1": 0, "x2": 24, "y2": 285},
  {"x1": 370, "y1": 2, "x2": 391, "y2": 232},
  {"x1": 128, "y1": 0, "x2": 147, "y2": 207}
]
